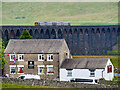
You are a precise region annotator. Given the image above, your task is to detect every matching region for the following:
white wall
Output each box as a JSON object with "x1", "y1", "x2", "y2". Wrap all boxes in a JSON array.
[
  {"x1": 103, "y1": 59, "x2": 114, "y2": 80},
  {"x1": 60, "y1": 68, "x2": 104, "y2": 81}
]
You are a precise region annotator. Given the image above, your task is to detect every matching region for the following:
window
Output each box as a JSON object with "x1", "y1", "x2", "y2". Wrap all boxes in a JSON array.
[
  {"x1": 107, "y1": 65, "x2": 112, "y2": 73},
  {"x1": 10, "y1": 54, "x2": 16, "y2": 61},
  {"x1": 17, "y1": 65, "x2": 24, "y2": 74},
  {"x1": 18, "y1": 54, "x2": 24, "y2": 61},
  {"x1": 38, "y1": 54, "x2": 45, "y2": 61},
  {"x1": 47, "y1": 65, "x2": 54, "y2": 75},
  {"x1": 9, "y1": 65, "x2": 16, "y2": 74},
  {"x1": 66, "y1": 53, "x2": 68, "y2": 56},
  {"x1": 28, "y1": 61, "x2": 34, "y2": 69},
  {"x1": 47, "y1": 54, "x2": 53, "y2": 61},
  {"x1": 37, "y1": 65, "x2": 44, "y2": 74},
  {"x1": 90, "y1": 71, "x2": 95, "y2": 77},
  {"x1": 65, "y1": 52, "x2": 69, "y2": 58},
  {"x1": 67, "y1": 70, "x2": 72, "y2": 77}
]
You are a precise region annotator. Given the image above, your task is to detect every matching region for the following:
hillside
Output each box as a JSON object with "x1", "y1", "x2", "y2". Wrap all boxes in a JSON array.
[{"x1": 2, "y1": 2, "x2": 118, "y2": 25}]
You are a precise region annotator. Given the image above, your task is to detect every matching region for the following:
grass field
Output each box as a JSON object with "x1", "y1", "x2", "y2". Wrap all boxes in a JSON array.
[
  {"x1": 2, "y1": 2, "x2": 118, "y2": 25},
  {"x1": 73, "y1": 56, "x2": 120, "y2": 69},
  {"x1": 1, "y1": 83, "x2": 64, "y2": 88}
]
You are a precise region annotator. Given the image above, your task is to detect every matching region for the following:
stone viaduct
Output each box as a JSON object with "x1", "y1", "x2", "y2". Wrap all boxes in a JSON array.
[{"x1": 1, "y1": 25, "x2": 119, "y2": 55}]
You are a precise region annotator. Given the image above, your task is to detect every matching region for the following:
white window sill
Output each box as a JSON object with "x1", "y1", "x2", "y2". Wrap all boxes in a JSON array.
[
  {"x1": 47, "y1": 73, "x2": 54, "y2": 75},
  {"x1": 67, "y1": 75, "x2": 72, "y2": 77},
  {"x1": 10, "y1": 73, "x2": 16, "y2": 74},
  {"x1": 10, "y1": 60, "x2": 14, "y2": 61},
  {"x1": 107, "y1": 72, "x2": 112, "y2": 73},
  {"x1": 90, "y1": 76, "x2": 95, "y2": 77},
  {"x1": 38, "y1": 60, "x2": 44, "y2": 61},
  {"x1": 17, "y1": 73, "x2": 24, "y2": 74},
  {"x1": 38, "y1": 73, "x2": 44, "y2": 75},
  {"x1": 47, "y1": 60, "x2": 53, "y2": 61},
  {"x1": 18, "y1": 60, "x2": 24, "y2": 61}
]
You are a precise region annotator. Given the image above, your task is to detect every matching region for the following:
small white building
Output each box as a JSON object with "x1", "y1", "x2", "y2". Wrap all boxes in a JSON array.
[{"x1": 60, "y1": 58, "x2": 114, "y2": 81}]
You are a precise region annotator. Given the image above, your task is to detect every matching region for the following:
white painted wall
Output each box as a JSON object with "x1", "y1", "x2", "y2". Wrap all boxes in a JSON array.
[
  {"x1": 60, "y1": 69, "x2": 105, "y2": 81},
  {"x1": 103, "y1": 59, "x2": 114, "y2": 81},
  {"x1": 60, "y1": 59, "x2": 114, "y2": 81}
]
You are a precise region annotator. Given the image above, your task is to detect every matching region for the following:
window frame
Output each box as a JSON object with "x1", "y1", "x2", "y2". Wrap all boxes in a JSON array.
[
  {"x1": 46, "y1": 65, "x2": 54, "y2": 75},
  {"x1": 90, "y1": 71, "x2": 95, "y2": 77},
  {"x1": 47, "y1": 54, "x2": 53, "y2": 61},
  {"x1": 18, "y1": 54, "x2": 24, "y2": 61},
  {"x1": 67, "y1": 70, "x2": 72, "y2": 77},
  {"x1": 9, "y1": 65, "x2": 16, "y2": 74},
  {"x1": 38, "y1": 54, "x2": 44, "y2": 61},
  {"x1": 107, "y1": 65, "x2": 112, "y2": 73},
  {"x1": 28, "y1": 61, "x2": 34, "y2": 69},
  {"x1": 10, "y1": 54, "x2": 16, "y2": 61},
  {"x1": 37, "y1": 65, "x2": 45, "y2": 75},
  {"x1": 17, "y1": 65, "x2": 24, "y2": 74}
]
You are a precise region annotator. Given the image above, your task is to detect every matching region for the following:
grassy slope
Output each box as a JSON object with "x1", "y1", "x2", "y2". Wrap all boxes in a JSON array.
[
  {"x1": 107, "y1": 35, "x2": 120, "y2": 54},
  {"x1": 2, "y1": 2, "x2": 118, "y2": 25},
  {"x1": 73, "y1": 56, "x2": 119, "y2": 69}
]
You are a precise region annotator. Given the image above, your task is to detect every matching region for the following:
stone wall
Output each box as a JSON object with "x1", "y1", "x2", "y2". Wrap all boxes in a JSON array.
[
  {"x1": 2, "y1": 78, "x2": 119, "y2": 88},
  {"x1": 99, "y1": 79, "x2": 120, "y2": 86}
]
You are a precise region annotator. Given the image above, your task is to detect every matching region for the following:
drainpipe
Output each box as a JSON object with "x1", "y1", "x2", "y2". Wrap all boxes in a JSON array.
[
  {"x1": 58, "y1": 53, "x2": 59, "y2": 79},
  {"x1": 102, "y1": 69, "x2": 105, "y2": 78}
]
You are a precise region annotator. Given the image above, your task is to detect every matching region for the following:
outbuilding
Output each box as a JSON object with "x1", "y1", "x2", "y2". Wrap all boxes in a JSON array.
[{"x1": 60, "y1": 58, "x2": 114, "y2": 81}]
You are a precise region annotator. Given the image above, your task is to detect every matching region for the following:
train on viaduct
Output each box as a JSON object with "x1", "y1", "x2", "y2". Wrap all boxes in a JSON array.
[{"x1": 0, "y1": 23, "x2": 119, "y2": 55}]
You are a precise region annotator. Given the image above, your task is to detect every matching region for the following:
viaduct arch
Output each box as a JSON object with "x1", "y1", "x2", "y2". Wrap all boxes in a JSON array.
[{"x1": 1, "y1": 25, "x2": 119, "y2": 55}]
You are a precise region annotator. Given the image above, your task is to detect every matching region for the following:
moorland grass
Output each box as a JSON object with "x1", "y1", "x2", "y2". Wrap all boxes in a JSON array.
[{"x1": 2, "y1": 2, "x2": 118, "y2": 25}]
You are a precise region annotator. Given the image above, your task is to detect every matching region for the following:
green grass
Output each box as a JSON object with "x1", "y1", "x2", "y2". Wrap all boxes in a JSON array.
[
  {"x1": 1, "y1": 83, "x2": 63, "y2": 88},
  {"x1": 113, "y1": 77, "x2": 120, "y2": 81},
  {"x1": 2, "y1": 2, "x2": 118, "y2": 25},
  {"x1": 107, "y1": 49, "x2": 118, "y2": 54},
  {"x1": 73, "y1": 56, "x2": 120, "y2": 69}
]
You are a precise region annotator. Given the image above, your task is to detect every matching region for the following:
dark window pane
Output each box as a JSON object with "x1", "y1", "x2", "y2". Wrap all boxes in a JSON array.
[
  {"x1": 11, "y1": 67, "x2": 15, "y2": 73},
  {"x1": 22, "y1": 55, "x2": 24, "y2": 59},
  {"x1": 49, "y1": 56, "x2": 50, "y2": 60},
  {"x1": 42, "y1": 56, "x2": 44, "y2": 60},
  {"x1": 28, "y1": 61, "x2": 34, "y2": 69},
  {"x1": 51, "y1": 55, "x2": 53, "y2": 59},
  {"x1": 11, "y1": 55, "x2": 13, "y2": 59},
  {"x1": 19, "y1": 57, "x2": 21, "y2": 60},
  {"x1": 39, "y1": 55, "x2": 41, "y2": 59}
]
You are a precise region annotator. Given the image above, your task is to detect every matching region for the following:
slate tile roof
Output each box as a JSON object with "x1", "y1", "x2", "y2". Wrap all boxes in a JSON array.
[
  {"x1": 61, "y1": 58, "x2": 109, "y2": 69},
  {"x1": 4, "y1": 39, "x2": 66, "y2": 54}
]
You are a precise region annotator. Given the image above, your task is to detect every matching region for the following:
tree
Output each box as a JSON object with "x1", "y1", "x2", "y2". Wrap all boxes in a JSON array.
[
  {"x1": 20, "y1": 30, "x2": 32, "y2": 39},
  {"x1": 0, "y1": 39, "x2": 6, "y2": 69}
]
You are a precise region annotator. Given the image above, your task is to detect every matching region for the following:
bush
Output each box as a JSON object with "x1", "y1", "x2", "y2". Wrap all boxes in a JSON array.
[{"x1": 20, "y1": 30, "x2": 32, "y2": 39}]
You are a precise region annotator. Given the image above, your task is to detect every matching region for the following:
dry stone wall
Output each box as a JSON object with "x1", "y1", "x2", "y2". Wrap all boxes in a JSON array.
[{"x1": 2, "y1": 78, "x2": 119, "y2": 88}]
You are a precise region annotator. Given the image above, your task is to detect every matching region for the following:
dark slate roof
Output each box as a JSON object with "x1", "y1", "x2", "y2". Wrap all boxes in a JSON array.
[
  {"x1": 4, "y1": 39, "x2": 66, "y2": 54},
  {"x1": 61, "y1": 58, "x2": 109, "y2": 69}
]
